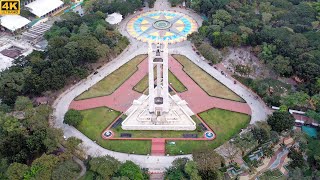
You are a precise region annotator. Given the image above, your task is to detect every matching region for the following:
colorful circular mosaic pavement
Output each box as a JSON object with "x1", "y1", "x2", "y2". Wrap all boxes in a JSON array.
[{"x1": 127, "y1": 11, "x2": 198, "y2": 44}]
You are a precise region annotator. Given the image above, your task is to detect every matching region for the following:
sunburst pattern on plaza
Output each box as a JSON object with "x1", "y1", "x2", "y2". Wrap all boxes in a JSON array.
[{"x1": 127, "y1": 11, "x2": 198, "y2": 44}]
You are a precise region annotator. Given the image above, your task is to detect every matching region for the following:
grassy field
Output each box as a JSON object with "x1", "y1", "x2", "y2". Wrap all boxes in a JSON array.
[
  {"x1": 172, "y1": 55, "x2": 245, "y2": 102},
  {"x1": 76, "y1": 55, "x2": 147, "y2": 100},
  {"x1": 133, "y1": 70, "x2": 187, "y2": 93},
  {"x1": 259, "y1": 169, "x2": 285, "y2": 180},
  {"x1": 168, "y1": 71, "x2": 187, "y2": 92},
  {"x1": 166, "y1": 108, "x2": 250, "y2": 155},
  {"x1": 78, "y1": 107, "x2": 151, "y2": 154},
  {"x1": 111, "y1": 116, "x2": 203, "y2": 138}
]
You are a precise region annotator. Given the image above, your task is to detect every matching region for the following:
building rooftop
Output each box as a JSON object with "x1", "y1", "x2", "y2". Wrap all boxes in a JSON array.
[
  {"x1": 0, "y1": 15, "x2": 31, "y2": 32},
  {"x1": 26, "y1": 0, "x2": 64, "y2": 17}
]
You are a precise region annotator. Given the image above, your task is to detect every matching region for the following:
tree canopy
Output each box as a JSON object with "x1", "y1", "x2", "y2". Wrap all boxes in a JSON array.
[
  {"x1": 64, "y1": 109, "x2": 83, "y2": 127},
  {"x1": 267, "y1": 111, "x2": 295, "y2": 133}
]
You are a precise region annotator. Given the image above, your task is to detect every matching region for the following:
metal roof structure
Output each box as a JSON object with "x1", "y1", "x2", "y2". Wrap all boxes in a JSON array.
[
  {"x1": 26, "y1": 0, "x2": 64, "y2": 17},
  {"x1": 0, "y1": 15, "x2": 31, "y2": 32}
]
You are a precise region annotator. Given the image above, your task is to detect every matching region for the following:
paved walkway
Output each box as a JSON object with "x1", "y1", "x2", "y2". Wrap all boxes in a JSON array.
[
  {"x1": 73, "y1": 156, "x2": 86, "y2": 179},
  {"x1": 151, "y1": 139, "x2": 166, "y2": 156},
  {"x1": 70, "y1": 55, "x2": 251, "y2": 114},
  {"x1": 169, "y1": 56, "x2": 251, "y2": 115},
  {"x1": 70, "y1": 55, "x2": 250, "y2": 115}
]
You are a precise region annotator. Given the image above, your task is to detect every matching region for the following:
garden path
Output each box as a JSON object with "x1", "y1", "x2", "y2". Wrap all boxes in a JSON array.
[{"x1": 69, "y1": 58, "x2": 148, "y2": 112}]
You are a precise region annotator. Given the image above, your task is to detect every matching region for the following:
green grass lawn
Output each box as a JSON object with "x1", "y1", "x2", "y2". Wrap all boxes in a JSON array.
[
  {"x1": 76, "y1": 107, "x2": 249, "y2": 155},
  {"x1": 76, "y1": 55, "x2": 147, "y2": 100},
  {"x1": 259, "y1": 169, "x2": 285, "y2": 180},
  {"x1": 168, "y1": 71, "x2": 187, "y2": 92},
  {"x1": 111, "y1": 116, "x2": 203, "y2": 138},
  {"x1": 133, "y1": 70, "x2": 187, "y2": 93},
  {"x1": 172, "y1": 54, "x2": 245, "y2": 102},
  {"x1": 78, "y1": 107, "x2": 151, "y2": 154},
  {"x1": 166, "y1": 108, "x2": 250, "y2": 155}
]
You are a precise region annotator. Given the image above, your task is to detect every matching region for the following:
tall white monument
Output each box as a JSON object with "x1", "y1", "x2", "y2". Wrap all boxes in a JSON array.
[
  {"x1": 121, "y1": 41, "x2": 196, "y2": 130},
  {"x1": 148, "y1": 42, "x2": 169, "y2": 114}
]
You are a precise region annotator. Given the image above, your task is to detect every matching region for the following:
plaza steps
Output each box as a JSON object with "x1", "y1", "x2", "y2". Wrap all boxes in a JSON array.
[
  {"x1": 151, "y1": 139, "x2": 165, "y2": 156},
  {"x1": 149, "y1": 172, "x2": 164, "y2": 180}
]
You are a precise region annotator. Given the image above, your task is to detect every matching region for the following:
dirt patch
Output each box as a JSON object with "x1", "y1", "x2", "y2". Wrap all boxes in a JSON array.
[{"x1": 221, "y1": 47, "x2": 275, "y2": 79}]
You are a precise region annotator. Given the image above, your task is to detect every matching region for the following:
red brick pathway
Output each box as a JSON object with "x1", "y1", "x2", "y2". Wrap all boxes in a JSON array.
[
  {"x1": 151, "y1": 138, "x2": 165, "y2": 156},
  {"x1": 69, "y1": 59, "x2": 148, "y2": 112},
  {"x1": 168, "y1": 56, "x2": 251, "y2": 115},
  {"x1": 70, "y1": 56, "x2": 251, "y2": 115}
]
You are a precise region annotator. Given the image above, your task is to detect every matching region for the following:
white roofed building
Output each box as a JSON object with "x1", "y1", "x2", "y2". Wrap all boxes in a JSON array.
[
  {"x1": 106, "y1": 13, "x2": 123, "y2": 25},
  {"x1": 0, "y1": 15, "x2": 31, "y2": 32},
  {"x1": 26, "y1": 0, "x2": 64, "y2": 17}
]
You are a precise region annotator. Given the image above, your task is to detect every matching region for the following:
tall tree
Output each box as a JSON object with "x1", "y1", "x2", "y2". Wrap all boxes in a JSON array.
[
  {"x1": 88, "y1": 156, "x2": 120, "y2": 179},
  {"x1": 6, "y1": 162, "x2": 29, "y2": 180},
  {"x1": 117, "y1": 161, "x2": 145, "y2": 180},
  {"x1": 192, "y1": 149, "x2": 224, "y2": 180},
  {"x1": 267, "y1": 111, "x2": 295, "y2": 133},
  {"x1": 64, "y1": 109, "x2": 83, "y2": 127}
]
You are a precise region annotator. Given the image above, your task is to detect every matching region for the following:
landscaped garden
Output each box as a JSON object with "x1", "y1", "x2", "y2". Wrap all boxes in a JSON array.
[
  {"x1": 77, "y1": 106, "x2": 249, "y2": 155},
  {"x1": 72, "y1": 54, "x2": 250, "y2": 155},
  {"x1": 172, "y1": 55, "x2": 245, "y2": 102},
  {"x1": 78, "y1": 107, "x2": 151, "y2": 154},
  {"x1": 76, "y1": 55, "x2": 147, "y2": 100},
  {"x1": 133, "y1": 70, "x2": 187, "y2": 93},
  {"x1": 166, "y1": 108, "x2": 250, "y2": 155},
  {"x1": 111, "y1": 116, "x2": 204, "y2": 138}
]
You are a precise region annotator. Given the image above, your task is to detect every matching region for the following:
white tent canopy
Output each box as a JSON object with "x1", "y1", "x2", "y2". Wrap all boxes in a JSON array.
[
  {"x1": 26, "y1": 0, "x2": 64, "y2": 17},
  {"x1": 105, "y1": 13, "x2": 123, "y2": 25},
  {"x1": 0, "y1": 15, "x2": 31, "y2": 32}
]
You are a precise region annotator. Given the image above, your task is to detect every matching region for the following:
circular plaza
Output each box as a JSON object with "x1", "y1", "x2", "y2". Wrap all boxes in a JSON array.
[{"x1": 126, "y1": 11, "x2": 198, "y2": 44}]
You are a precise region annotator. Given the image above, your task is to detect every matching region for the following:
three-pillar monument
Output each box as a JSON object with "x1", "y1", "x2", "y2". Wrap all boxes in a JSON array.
[{"x1": 121, "y1": 41, "x2": 196, "y2": 131}]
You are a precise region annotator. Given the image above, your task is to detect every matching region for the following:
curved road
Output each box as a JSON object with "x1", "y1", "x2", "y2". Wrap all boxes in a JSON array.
[{"x1": 52, "y1": 2, "x2": 270, "y2": 172}]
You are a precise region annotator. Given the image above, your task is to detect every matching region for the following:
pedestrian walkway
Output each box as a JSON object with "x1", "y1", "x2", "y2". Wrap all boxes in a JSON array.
[
  {"x1": 150, "y1": 172, "x2": 165, "y2": 180},
  {"x1": 169, "y1": 56, "x2": 251, "y2": 115},
  {"x1": 69, "y1": 58, "x2": 148, "y2": 112},
  {"x1": 70, "y1": 56, "x2": 251, "y2": 116},
  {"x1": 151, "y1": 139, "x2": 166, "y2": 156}
]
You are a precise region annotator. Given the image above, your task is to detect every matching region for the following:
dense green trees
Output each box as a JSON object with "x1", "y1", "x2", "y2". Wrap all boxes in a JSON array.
[
  {"x1": 118, "y1": 161, "x2": 145, "y2": 180},
  {"x1": 87, "y1": 156, "x2": 121, "y2": 179},
  {"x1": 189, "y1": 0, "x2": 320, "y2": 100},
  {"x1": 233, "y1": 76, "x2": 291, "y2": 106},
  {"x1": 0, "y1": 97, "x2": 84, "y2": 179},
  {"x1": 88, "y1": 0, "x2": 143, "y2": 16},
  {"x1": 0, "y1": 12, "x2": 129, "y2": 107},
  {"x1": 64, "y1": 109, "x2": 83, "y2": 127},
  {"x1": 51, "y1": 160, "x2": 81, "y2": 180},
  {"x1": 6, "y1": 163, "x2": 29, "y2": 180},
  {"x1": 197, "y1": 42, "x2": 222, "y2": 63},
  {"x1": 267, "y1": 111, "x2": 295, "y2": 133},
  {"x1": 165, "y1": 158, "x2": 202, "y2": 180},
  {"x1": 192, "y1": 149, "x2": 224, "y2": 179},
  {"x1": 85, "y1": 156, "x2": 148, "y2": 179}
]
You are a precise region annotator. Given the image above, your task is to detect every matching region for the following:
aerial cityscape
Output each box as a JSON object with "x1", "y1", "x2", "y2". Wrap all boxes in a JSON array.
[{"x1": 0, "y1": 0, "x2": 319, "y2": 179}]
